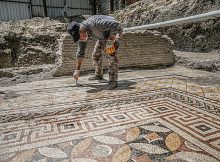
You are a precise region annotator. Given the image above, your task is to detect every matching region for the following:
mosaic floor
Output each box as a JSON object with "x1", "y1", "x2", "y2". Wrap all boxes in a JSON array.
[{"x1": 0, "y1": 75, "x2": 220, "y2": 162}]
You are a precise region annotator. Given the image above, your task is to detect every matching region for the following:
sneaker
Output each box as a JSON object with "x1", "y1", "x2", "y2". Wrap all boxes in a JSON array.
[
  {"x1": 88, "y1": 75, "x2": 104, "y2": 81},
  {"x1": 107, "y1": 81, "x2": 118, "y2": 90}
]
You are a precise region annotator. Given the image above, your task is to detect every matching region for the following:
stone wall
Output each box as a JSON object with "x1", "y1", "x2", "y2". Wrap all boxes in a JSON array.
[{"x1": 55, "y1": 30, "x2": 175, "y2": 76}]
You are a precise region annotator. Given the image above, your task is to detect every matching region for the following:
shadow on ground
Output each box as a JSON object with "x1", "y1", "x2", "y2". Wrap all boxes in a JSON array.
[{"x1": 85, "y1": 80, "x2": 137, "y2": 93}]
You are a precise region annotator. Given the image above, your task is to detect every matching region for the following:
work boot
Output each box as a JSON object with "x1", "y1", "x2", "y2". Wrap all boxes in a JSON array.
[
  {"x1": 107, "y1": 81, "x2": 118, "y2": 90},
  {"x1": 88, "y1": 75, "x2": 104, "y2": 81}
]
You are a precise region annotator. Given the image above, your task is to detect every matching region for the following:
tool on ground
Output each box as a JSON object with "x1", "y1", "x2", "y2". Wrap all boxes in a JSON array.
[
  {"x1": 74, "y1": 77, "x2": 84, "y2": 87},
  {"x1": 73, "y1": 70, "x2": 80, "y2": 86},
  {"x1": 75, "y1": 78, "x2": 78, "y2": 86}
]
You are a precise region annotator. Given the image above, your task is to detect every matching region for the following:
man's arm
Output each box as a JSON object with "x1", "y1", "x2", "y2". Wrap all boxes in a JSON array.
[
  {"x1": 73, "y1": 40, "x2": 87, "y2": 80},
  {"x1": 105, "y1": 33, "x2": 122, "y2": 55},
  {"x1": 73, "y1": 57, "x2": 83, "y2": 80},
  {"x1": 75, "y1": 27, "x2": 88, "y2": 70}
]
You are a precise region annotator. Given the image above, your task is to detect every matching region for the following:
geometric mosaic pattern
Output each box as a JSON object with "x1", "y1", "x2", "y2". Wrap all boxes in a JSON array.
[{"x1": 0, "y1": 76, "x2": 220, "y2": 161}]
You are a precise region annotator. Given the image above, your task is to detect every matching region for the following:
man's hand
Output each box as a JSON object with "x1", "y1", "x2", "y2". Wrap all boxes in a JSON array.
[
  {"x1": 73, "y1": 70, "x2": 80, "y2": 80},
  {"x1": 106, "y1": 40, "x2": 115, "y2": 48},
  {"x1": 116, "y1": 33, "x2": 121, "y2": 39},
  {"x1": 105, "y1": 40, "x2": 116, "y2": 55}
]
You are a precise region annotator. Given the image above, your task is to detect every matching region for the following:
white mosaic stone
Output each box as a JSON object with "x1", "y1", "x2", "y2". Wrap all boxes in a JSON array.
[
  {"x1": 93, "y1": 135, "x2": 125, "y2": 145},
  {"x1": 38, "y1": 147, "x2": 67, "y2": 159},
  {"x1": 92, "y1": 145, "x2": 112, "y2": 157}
]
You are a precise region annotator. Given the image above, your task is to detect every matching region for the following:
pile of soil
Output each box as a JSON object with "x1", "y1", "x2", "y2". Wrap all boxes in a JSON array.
[
  {"x1": 0, "y1": 17, "x2": 70, "y2": 85},
  {"x1": 174, "y1": 50, "x2": 220, "y2": 72},
  {"x1": 0, "y1": 17, "x2": 67, "y2": 69},
  {"x1": 115, "y1": 0, "x2": 220, "y2": 52}
]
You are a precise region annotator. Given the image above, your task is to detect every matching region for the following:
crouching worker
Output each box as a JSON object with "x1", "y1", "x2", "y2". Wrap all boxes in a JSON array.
[{"x1": 67, "y1": 15, "x2": 123, "y2": 90}]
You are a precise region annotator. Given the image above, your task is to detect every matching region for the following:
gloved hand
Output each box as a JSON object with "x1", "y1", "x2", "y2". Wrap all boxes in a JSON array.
[
  {"x1": 73, "y1": 70, "x2": 80, "y2": 80},
  {"x1": 105, "y1": 40, "x2": 116, "y2": 55}
]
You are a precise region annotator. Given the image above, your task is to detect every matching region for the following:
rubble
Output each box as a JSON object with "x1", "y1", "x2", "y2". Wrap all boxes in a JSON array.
[
  {"x1": 0, "y1": 17, "x2": 67, "y2": 68},
  {"x1": 115, "y1": 0, "x2": 220, "y2": 52},
  {"x1": 0, "y1": 17, "x2": 67, "y2": 84},
  {"x1": 174, "y1": 50, "x2": 220, "y2": 72}
]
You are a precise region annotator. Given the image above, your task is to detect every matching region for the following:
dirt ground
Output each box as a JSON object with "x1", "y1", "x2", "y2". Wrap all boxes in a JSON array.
[
  {"x1": 0, "y1": 50, "x2": 219, "y2": 87},
  {"x1": 115, "y1": 0, "x2": 220, "y2": 52},
  {"x1": 174, "y1": 50, "x2": 220, "y2": 72}
]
